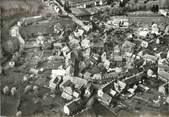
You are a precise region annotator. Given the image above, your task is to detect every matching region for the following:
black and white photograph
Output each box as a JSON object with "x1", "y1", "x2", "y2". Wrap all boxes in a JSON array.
[{"x1": 0, "y1": 0, "x2": 169, "y2": 117}]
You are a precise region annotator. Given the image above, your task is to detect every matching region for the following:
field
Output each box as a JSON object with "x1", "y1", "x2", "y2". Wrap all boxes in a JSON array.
[
  {"x1": 0, "y1": 0, "x2": 43, "y2": 17},
  {"x1": 1, "y1": 0, "x2": 46, "y2": 62}
]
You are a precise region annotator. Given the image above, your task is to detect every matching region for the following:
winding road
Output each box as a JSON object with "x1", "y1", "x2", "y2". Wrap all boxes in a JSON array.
[{"x1": 46, "y1": 0, "x2": 90, "y2": 31}]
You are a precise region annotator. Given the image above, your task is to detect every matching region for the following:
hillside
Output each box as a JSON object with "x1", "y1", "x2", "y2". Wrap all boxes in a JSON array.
[
  {"x1": 0, "y1": 0, "x2": 45, "y2": 62},
  {"x1": 0, "y1": 0, "x2": 44, "y2": 17}
]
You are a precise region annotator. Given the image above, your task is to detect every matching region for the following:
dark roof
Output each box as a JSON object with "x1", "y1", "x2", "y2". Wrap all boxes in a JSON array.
[
  {"x1": 62, "y1": 80, "x2": 74, "y2": 87},
  {"x1": 71, "y1": 8, "x2": 91, "y2": 16}
]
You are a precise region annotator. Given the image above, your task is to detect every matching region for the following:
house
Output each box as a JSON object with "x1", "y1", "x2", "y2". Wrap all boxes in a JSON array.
[
  {"x1": 60, "y1": 76, "x2": 88, "y2": 89},
  {"x1": 122, "y1": 40, "x2": 135, "y2": 53},
  {"x1": 91, "y1": 71, "x2": 126, "y2": 84},
  {"x1": 107, "y1": 16, "x2": 129, "y2": 28},
  {"x1": 123, "y1": 71, "x2": 144, "y2": 86},
  {"x1": 137, "y1": 27, "x2": 150, "y2": 37},
  {"x1": 61, "y1": 91, "x2": 73, "y2": 100},
  {"x1": 158, "y1": 64, "x2": 169, "y2": 82},
  {"x1": 21, "y1": 16, "x2": 44, "y2": 26},
  {"x1": 142, "y1": 54, "x2": 158, "y2": 61},
  {"x1": 84, "y1": 83, "x2": 94, "y2": 98},
  {"x1": 61, "y1": 86, "x2": 73, "y2": 100},
  {"x1": 63, "y1": 98, "x2": 85, "y2": 115},
  {"x1": 98, "y1": 80, "x2": 115, "y2": 94},
  {"x1": 91, "y1": 41, "x2": 104, "y2": 54},
  {"x1": 50, "y1": 69, "x2": 66, "y2": 79},
  {"x1": 159, "y1": 9, "x2": 168, "y2": 17},
  {"x1": 98, "y1": 93, "x2": 112, "y2": 106},
  {"x1": 73, "y1": 90, "x2": 80, "y2": 98},
  {"x1": 49, "y1": 76, "x2": 62, "y2": 90},
  {"x1": 83, "y1": 72, "x2": 92, "y2": 80},
  {"x1": 158, "y1": 82, "x2": 169, "y2": 103},
  {"x1": 61, "y1": 79, "x2": 83, "y2": 100},
  {"x1": 151, "y1": 23, "x2": 160, "y2": 35}
]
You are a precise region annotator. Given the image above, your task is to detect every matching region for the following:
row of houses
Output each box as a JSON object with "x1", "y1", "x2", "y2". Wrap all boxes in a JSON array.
[{"x1": 60, "y1": 0, "x2": 104, "y2": 8}]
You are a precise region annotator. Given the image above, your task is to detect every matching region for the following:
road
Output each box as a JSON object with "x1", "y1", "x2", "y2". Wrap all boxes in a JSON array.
[{"x1": 47, "y1": 0, "x2": 90, "y2": 31}]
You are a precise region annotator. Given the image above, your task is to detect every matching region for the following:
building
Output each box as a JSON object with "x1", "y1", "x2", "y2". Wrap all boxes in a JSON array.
[
  {"x1": 123, "y1": 71, "x2": 144, "y2": 86},
  {"x1": 98, "y1": 93, "x2": 112, "y2": 106},
  {"x1": 60, "y1": 76, "x2": 88, "y2": 90},
  {"x1": 61, "y1": 0, "x2": 103, "y2": 8},
  {"x1": 50, "y1": 69, "x2": 66, "y2": 79},
  {"x1": 91, "y1": 71, "x2": 126, "y2": 84},
  {"x1": 63, "y1": 98, "x2": 85, "y2": 115},
  {"x1": 84, "y1": 83, "x2": 94, "y2": 98},
  {"x1": 142, "y1": 54, "x2": 158, "y2": 62},
  {"x1": 61, "y1": 86, "x2": 73, "y2": 100},
  {"x1": 158, "y1": 65, "x2": 169, "y2": 82},
  {"x1": 106, "y1": 16, "x2": 129, "y2": 28},
  {"x1": 122, "y1": 40, "x2": 135, "y2": 53},
  {"x1": 21, "y1": 16, "x2": 44, "y2": 26}
]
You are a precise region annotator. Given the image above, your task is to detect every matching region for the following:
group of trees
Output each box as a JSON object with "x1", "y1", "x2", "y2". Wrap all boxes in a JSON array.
[
  {"x1": 63, "y1": 1, "x2": 71, "y2": 13},
  {"x1": 151, "y1": 5, "x2": 159, "y2": 13},
  {"x1": 118, "y1": 0, "x2": 168, "y2": 12}
]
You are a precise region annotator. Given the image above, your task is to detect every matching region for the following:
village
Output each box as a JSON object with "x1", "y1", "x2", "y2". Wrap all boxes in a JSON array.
[{"x1": 0, "y1": 0, "x2": 169, "y2": 117}]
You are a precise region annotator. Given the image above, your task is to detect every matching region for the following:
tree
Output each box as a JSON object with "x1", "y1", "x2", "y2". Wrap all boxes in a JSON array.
[
  {"x1": 119, "y1": 1, "x2": 126, "y2": 7},
  {"x1": 151, "y1": 5, "x2": 159, "y2": 13},
  {"x1": 106, "y1": 0, "x2": 113, "y2": 5},
  {"x1": 64, "y1": 1, "x2": 71, "y2": 13}
]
